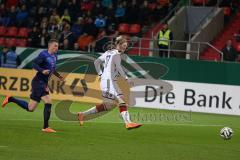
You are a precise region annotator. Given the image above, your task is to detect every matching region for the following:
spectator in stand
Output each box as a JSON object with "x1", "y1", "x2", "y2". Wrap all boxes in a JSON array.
[
  {"x1": 60, "y1": 9, "x2": 71, "y2": 24},
  {"x1": 115, "y1": 2, "x2": 126, "y2": 24},
  {"x1": 106, "y1": 22, "x2": 117, "y2": 35},
  {"x1": 94, "y1": 29, "x2": 110, "y2": 52},
  {"x1": 57, "y1": 0, "x2": 68, "y2": 13},
  {"x1": 104, "y1": 4, "x2": 115, "y2": 25},
  {"x1": 126, "y1": 0, "x2": 139, "y2": 23},
  {"x1": 73, "y1": 42, "x2": 80, "y2": 51},
  {"x1": 27, "y1": 2, "x2": 39, "y2": 27},
  {"x1": 58, "y1": 18, "x2": 70, "y2": 32},
  {"x1": 81, "y1": 0, "x2": 94, "y2": 13},
  {"x1": 16, "y1": 4, "x2": 29, "y2": 27},
  {"x1": 0, "y1": 3, "x2": 6, "y2": 25},
  {"x1": 59, "y1": 24, "x2": 74, "y2": 50},
  {"x1": 6, "y1": 6, "x2": 17, "y2": 26},
  {"x1": 28, "y1": 26, "x2": 40, "y2": 48},
  {"x1": 101, "y1": 0, "x2": 112, "y2": 8},
  {"x1": 71, "y1": 17, "x2": 84, "y2": 39},
  {"x1": 77, "y1": 32, "x2": 94, "y2": 51},
  {"x1": 222, "y1": 40, "x2": 238, "y2": 62},
  {"x1": 35, "y1": 6, "x2": 48, "y2": 23},
  {"x1": 48, "y1": 0, "x2": 59, "y2": 9},
  {"x1": 39, "y1": 29, "x2": 50, "y2": 48},
  {"x1": 62, "y1": 39, "x2": 70, "y2": 50},
  {"x1": 138, "y1": 0, "x2": 151, "y2": 25},
  {"x1": 92, "y1": 1, "x2": 104, "y2": 17},
  {"x1": 48, "y1": 18, "x2": 59, "y2": 38},
  {"x1": 40, "y1": 17, "x2": 48, "y2": 31},
  {"x1": 49, "y1": 8, "x2": 60, "y2": 25},
  {"x1": 0, "y1": 46, "x2": 21, "y2": 68},
  {"x1": 66, "y1": 0, "x2": 81, "y2": 22},
  {"x1": 83, "y1": 17, "x2": 98, "y2": 37},
  {"x1": 94, "y1": 13, "x2": 106, "y2": 28}
]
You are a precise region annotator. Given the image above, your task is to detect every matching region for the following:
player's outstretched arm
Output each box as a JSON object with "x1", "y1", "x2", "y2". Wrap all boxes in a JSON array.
[{"x1": 53, "y1": 70, "x2": 64, "y2": 81}]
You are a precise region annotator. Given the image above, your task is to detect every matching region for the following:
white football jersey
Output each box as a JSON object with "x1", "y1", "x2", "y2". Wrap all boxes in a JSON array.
[{"x1": 94, "y1": 49, "x2": 128, "y2": 80}]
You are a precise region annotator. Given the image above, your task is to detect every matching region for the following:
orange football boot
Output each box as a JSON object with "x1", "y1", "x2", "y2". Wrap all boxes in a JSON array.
[
  {"x1": 2, "y1": 96, "x2": 10, "y2": 108},
  {"x1": 125, "y1": 123, "x2": 142, "y2": 130},
  {"x1": 42, "y1": 127, "x2": 56, "y2": 133}
]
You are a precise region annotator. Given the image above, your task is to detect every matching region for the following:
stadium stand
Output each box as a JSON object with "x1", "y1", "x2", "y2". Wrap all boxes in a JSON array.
[
  {"x1": 0, "y1": 0, "x2": 176, "y2": 51},
  {"x1": 200, "y1": 1, "x2": 240, "y2": 61}
]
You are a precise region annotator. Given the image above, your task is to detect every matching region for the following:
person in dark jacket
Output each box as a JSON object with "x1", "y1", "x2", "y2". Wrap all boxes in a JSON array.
[{"x1": 222, "y1": 40, "x2": 238, "y2": 62}]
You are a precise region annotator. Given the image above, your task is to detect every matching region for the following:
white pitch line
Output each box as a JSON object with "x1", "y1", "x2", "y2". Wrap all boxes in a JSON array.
[
  {"x1": 0, "y1": 146, "x2": 8, "y2": 148},
  {"x1": 0, "y1": 119, "x2": 224, "y2": 127},
  {"x1": 87, "y1": 121, "x2": 224, "y2": 127}
]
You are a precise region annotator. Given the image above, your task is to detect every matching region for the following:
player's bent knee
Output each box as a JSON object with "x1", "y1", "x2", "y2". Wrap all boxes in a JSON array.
[
  {"x1": 105, "y1": 103, "x2": 115, "y2": 111},
  {"x1": 96, "y1": 103, "x2": 115, "y2": 112},
  {"x1": 96, "y1": 104, "x2": 107, "y2": 112},
  {"x1": 41, "y1": 95, "x2": 52, "y2": 104}
]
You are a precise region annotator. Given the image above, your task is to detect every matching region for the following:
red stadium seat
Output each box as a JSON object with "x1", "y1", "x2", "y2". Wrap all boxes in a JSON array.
[
  {"x1": 0, "y1": 26, "x2": 7, "y2": 36},
  {"x1": 16, "y1": 38, "x2": 27, "y2": 47},
  {"x1": 5, "y1": 0, "x2": 19, "y2": 9},
  {"x1": 118, "y1": 23, "x2": 129, "y2": 33},
  {"x1": 129, "y1": 24, "x2": 141, "y2": 34},
  {"x1": 5, "y1": 38, "x2": 17, "y2": 47},
  {"x1": 0, "y1": 37, "x2": 6, "y2": 46},
  {"x1": 158, "y1": 0, "x2": 169, "y2": 6},
  {"x1": 18, "y1": 27, "x2": 29, "y2": 38},
  {"x1": 6, "y1": 27, "x2": 18, "y2": 37},
  {"x1": 192, "y1": 0, "x2": 208, "y2": 5}
]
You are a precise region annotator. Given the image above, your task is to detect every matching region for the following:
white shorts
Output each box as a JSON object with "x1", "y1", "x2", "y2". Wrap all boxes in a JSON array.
[{"x1": 100, "y1": 79, "x2": 123, "y2": 103}]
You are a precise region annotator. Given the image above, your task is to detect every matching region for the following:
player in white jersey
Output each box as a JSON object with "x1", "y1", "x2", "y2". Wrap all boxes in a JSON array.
[{"x1": 77, "y1": 36, "x2": 142, "y2": 129}]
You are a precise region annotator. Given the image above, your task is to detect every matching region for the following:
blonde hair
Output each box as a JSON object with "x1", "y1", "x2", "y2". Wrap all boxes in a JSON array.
[{"x1": 114, "y1": 35, "x2": 128, "y2": 46}]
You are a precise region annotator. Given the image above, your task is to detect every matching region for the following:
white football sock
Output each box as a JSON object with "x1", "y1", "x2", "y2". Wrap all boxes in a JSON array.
[
  {"x1": 83, "y1": 107, "x2": 98, "y2": 116},
  {"x1": 120, "y1": 111, "x2": 132, "y2": 123}
]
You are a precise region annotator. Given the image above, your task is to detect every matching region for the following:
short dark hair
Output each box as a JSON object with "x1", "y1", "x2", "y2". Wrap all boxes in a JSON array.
[{"x1": 48, "y1": 39, "x2": 59, "y2": 45}]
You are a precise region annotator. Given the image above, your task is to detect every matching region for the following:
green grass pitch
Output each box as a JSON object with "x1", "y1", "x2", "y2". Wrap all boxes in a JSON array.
[{"x1": 0, "y1": 96, "x2": 239, "y2": 160}]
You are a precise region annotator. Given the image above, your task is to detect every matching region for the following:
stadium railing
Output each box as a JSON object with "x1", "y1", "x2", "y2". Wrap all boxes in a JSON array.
[{"x1": 88, "y1": 36, "x2": 223, "y2": 61}]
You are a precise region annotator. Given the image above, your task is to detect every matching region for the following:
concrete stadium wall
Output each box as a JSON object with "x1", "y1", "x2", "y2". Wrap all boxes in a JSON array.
[
  {"x1": 168, "y1": 7, "x2": 188, "y2": 58},
  {"x1": 190, "y1": 8, "x2": 224, "y2": 60}
]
